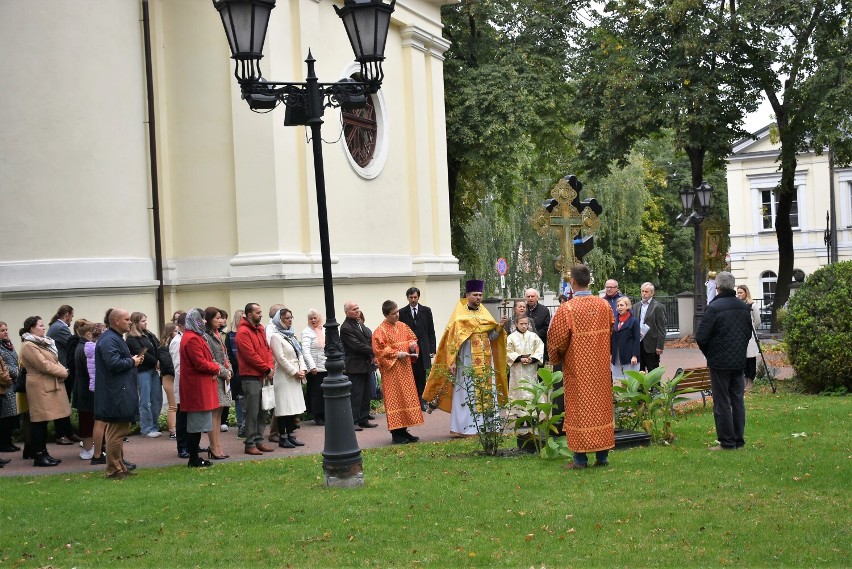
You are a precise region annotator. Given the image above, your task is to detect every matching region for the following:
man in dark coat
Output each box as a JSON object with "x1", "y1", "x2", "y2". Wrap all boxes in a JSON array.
[
  {"x1": 341, "y1": 300, "x2": 377, "y2": 430},
  {"x1": 696, "y1": 272, "x2": 752, "y2": 451},
  {"x1": 398, "y1": 287, "x2": 437, "y2": 411},
  {"x1": 94, "y1": 309, "x2": 142, "y2": 479},
  {"x1": 637, "y1": 282, "x2": 667, "y2": 372}
]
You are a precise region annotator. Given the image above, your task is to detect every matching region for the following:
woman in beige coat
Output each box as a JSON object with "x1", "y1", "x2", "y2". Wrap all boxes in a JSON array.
[
  {"x1": 19, "y1": 316, "x2": 70, "y2": 467},
  {"x1": 269, "y1": 308, "x2": 307, "y2": 449}
]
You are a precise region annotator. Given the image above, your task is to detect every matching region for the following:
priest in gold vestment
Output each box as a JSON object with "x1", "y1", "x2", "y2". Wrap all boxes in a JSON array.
[
  {"x1": 548, "y1": 265, "x2": 615, "y2": 469},
  {"x1": 423, "y1": 280, "x2": 507, "y2": 436},
  {"x1": 372, "y1": 300, "x2": 424, "y2": 444}
]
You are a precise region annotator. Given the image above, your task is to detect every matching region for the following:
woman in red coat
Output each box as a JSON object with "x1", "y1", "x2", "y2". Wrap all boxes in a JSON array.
[{"x1": 179, "y1": 308, "x2": 224, "y2": 468}]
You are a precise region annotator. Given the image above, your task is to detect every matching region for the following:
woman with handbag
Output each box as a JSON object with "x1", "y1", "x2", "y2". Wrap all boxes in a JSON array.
[
  {"x1": 18, "y1": 316, "x2": 70, "y2": 467},
  {"x1": 0, "y1": 321, "x2": 20, "y2": 461},
  {"x1": 269, "y1": 308, "x2": 307, "y2": 449},
  {"x1": 179, "y1": 308, "x2": 228, "y2": 468}
]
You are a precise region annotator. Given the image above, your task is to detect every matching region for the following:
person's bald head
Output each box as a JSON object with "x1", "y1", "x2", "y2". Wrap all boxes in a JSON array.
[
  {"x1": 109, "y1": 309, "x2": 132, "y2": 334},
  {"x1": 525, "y1": 288, "x2": 540, "y2": 307}
]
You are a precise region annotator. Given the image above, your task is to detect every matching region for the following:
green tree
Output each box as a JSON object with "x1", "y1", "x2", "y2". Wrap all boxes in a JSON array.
[
  {"x1": 729, "y1": 0, "x2": 852, "y2": 329},
  {"x1": 569, "y1": 1, "x2": 755, "y2": 317},
  {"x1": 442, "y1": 0, "x2": 580, "y2": 273}
]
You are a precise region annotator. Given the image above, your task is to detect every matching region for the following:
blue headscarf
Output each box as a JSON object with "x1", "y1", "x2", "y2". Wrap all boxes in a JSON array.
[{"x1": 272, "y1": 309, "x2": 302, "y2": 356}]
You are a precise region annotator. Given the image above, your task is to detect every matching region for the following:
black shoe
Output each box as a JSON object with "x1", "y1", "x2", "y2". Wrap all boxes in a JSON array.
[
  {"x1": 0, "y1": 457, "x2": 10, "y2": 466},
  {"x1": 188, "y1": 457, "x2": 213, "y2": 468},
  {"x1": 391, "y1": 436, "x2": 410, "y2": 445},
  {"x1": 0, "y1": 444, "x2": 20, "y2": 452},
  {"x1": 90, "y1": 452, "x2": 106, "y2": 465},
  {"x1": 44, "y1": 452, "x2": 61, "y2": 464},
  {"x1": 287, "y1": 434, "x2": 305, "y2": 447},
  {"x1": 353, "y1": 424, "x2": 364, "y2": 431},
  {"x1": 278, "y1": 437, "x2": 295, "y2": 449},
  {"x1": 122, "y1": 459, "x2": 137, "y2": 471},
  {"x1": 34, "y1": 452, "x2": 59, "y2": 467},
  {"x1": 421, "y1": 402, "x2": 429, "y2": 412},
  {"x1": 367, "y1": 414, "x2": 376, "y2": 420},
  {"x1": 357, "y1": 421, "x2": 378, "y2": 429},
  {"x1": 178, "y1": 448, "x2": 190, "y2": 459},
  {"x1": 404, "y1": 431, "x2": 420, "y2": 443}
]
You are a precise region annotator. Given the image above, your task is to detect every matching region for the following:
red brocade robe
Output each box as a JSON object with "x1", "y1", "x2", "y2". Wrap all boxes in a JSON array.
[
  {"x1": 372, "y1": 320, "x2": 425, "y2": 430},
  {"x1": 547, "y1": 294, "x2": 615, "y2": 453}
]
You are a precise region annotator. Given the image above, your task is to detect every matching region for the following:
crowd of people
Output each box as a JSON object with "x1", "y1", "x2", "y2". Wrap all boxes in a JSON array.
[
  {"x1": 0, "y1": 271, "x2": 757, "y2": 476},
  {"x1": 0, "y1": 288, "x2": 442, "y2": 477}
]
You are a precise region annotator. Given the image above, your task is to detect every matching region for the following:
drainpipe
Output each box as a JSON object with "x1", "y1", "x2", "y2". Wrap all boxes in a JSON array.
[{"x1": 142, "y1": 0, "x2": 166, "y2": 327}]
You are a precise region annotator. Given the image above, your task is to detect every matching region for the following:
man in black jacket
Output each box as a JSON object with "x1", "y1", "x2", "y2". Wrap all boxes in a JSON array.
[
  {"x1": 341, "y1": 301, "x2": 377, "y2": 430},
  {"x1": 696, "y1": 272, "x2": 752, "y2": 450},
  {"x1": 398, "y1": 287, "x2": 437, "y2": 411}
]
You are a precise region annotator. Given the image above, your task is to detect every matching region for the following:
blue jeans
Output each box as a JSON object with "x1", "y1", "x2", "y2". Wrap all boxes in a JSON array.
[
  {"x1": 137, "y1": 368, "x2": 163, "y2": 435},
  {"x1": 573, "y1": 450, "x2": 609, "y2": 466}
]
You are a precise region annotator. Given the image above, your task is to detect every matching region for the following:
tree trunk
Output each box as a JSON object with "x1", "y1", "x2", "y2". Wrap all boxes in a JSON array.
[{"x1": 772, "y1": 125, "x2": 798, "y2": 332}]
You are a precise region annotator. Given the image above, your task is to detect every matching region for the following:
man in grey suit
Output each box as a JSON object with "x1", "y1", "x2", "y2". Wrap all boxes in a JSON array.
[
  {"x1": 637, "y1": 282, "x2": 667, "y2": 372},
  {"x1": 340, "y1": 300, "x2": 378, "y2": 430},
  {"x1": 398, "y1": 287, "x2": 437, "y2": 411}
]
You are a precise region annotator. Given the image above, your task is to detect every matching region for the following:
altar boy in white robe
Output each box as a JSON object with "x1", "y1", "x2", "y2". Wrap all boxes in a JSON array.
[{"x1": 506, "y1": 317, "x2": 544, "y2": 415}]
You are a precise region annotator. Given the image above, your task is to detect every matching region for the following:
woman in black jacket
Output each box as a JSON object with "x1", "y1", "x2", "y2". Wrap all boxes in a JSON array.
[
  {"x1": 611, "y1": 297, "x2": 641, "y2": 381},
  {"x1": 126, "y1": 312, "x2": 162, "y2": 437}
]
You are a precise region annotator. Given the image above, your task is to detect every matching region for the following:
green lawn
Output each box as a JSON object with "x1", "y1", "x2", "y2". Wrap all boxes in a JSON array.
[{"x1": 1, "y1": 393, "x2": 849, "y2": 568}]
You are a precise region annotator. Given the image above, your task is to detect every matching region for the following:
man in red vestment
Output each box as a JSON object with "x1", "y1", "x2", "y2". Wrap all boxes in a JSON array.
[
  {"x1": 548, "y1": 264, "x2": 615, "y2": 469},
  {"x1": 372, "y1": 300, "x2": 424, "y2": 444}
]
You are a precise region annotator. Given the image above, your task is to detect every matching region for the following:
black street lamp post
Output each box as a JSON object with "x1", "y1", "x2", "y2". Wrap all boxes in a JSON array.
[
  {"x1": 678, "y1": 181, "x2": 714, "y2": 334},
  {"x1": 212, "y1": 0, "x2": 396, "y2": 488}
]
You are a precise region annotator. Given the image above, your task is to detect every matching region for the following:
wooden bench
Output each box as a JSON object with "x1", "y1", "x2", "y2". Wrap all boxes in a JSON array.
[{"x1": 673, "y1": 367, "x2": 713, "y2": 407}]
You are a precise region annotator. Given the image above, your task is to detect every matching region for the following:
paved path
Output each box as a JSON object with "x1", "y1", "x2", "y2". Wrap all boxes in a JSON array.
[{"x1": 0, "y1": 348, "x2": 783, "y2": 477}]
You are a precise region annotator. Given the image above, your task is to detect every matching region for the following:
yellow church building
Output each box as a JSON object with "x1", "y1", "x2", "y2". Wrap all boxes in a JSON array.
[{"x1": 0, "y1": 0, "x2": 462, "y2": 332}]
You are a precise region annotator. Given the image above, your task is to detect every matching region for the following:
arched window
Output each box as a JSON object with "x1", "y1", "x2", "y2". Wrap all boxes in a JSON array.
[{"x1": 760, "y1": 271, "x2": 777, "y2": 304}]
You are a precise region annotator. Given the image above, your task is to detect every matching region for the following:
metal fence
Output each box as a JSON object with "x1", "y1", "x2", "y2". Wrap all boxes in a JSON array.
[{"x1": 545, "y1": 295, "x2": 680, "y2": 333}]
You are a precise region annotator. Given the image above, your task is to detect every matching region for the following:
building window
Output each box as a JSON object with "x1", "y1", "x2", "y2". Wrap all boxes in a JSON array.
[
  {"x1": 342, "y1": 95, "x2": 377, "y2": 168},
  {"x1": 760, "y1": 270, "x2": 777, "y2": 304},
  {"x1": 338, "y1": 67, "x2": 389, "y2": 180},
  {"x1": 761, "y1": 189, "x2": 799, "y2": 229}
]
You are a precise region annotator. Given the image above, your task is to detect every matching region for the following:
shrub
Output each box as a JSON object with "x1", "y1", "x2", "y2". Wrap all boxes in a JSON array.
[{"x1": 784, "y1": 261, "x2": 852, "y2": 392}]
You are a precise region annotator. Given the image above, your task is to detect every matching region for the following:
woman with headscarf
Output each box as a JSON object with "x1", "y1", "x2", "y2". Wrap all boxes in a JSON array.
[
  {"x1": 18, "y1": 316, "x2": 69, "y2": 467},
  {"x1": 301, "y1": 309, "x2": 326, "y2": 425},
  {"x1": 269, "y1": 308, "x2": 307, "y2": 448},
  {"x1": 0, "y1": 321, "x2": 20, "y2": 458},
  {"x1": 179, "y1": 308, "x2": 226, "y2": 467},
  {"x1": 203, "y1": 306, "x2": 232, "y2": 459}
]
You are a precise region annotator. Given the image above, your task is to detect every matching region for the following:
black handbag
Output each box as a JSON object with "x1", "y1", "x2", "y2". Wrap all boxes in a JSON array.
[{"x1": 14, "y1": 366, "x2": 27, "y2": 393}]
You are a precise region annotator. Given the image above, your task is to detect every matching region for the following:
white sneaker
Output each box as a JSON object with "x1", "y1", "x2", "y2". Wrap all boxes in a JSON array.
[
  {"x1": 80, "y1": 445, "x2": 94, "y2": 460},
  {"x1": 220, "y1": 424, "x2": 229, "y2": 432},
  {"x1": 146, "y1": 431, "x2": 162, "y2": 438}
]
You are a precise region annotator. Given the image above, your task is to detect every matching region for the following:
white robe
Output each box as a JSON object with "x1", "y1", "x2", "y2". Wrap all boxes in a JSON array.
[
  {"x1": 450, "y1": 330, "x2": 501, "y2": 436},
  {"x1": 506, "y1": 330, "x2": 544, "y2": 409}
]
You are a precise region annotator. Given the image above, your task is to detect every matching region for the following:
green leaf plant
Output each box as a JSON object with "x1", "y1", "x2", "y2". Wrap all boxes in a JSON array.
[
  {"x1": 612, "y1": 367, "x2": 692, "y2": 443},
  {"x1": 509, "y1": 367, "x2": 570, "y2": 459}
]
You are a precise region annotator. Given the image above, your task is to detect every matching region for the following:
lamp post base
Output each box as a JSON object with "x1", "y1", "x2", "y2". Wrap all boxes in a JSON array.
[{"x1": 323, "y1": 462, "x2": 365, "y2": 488}]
